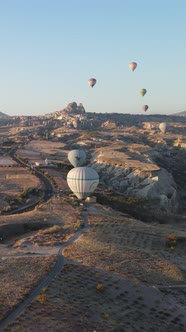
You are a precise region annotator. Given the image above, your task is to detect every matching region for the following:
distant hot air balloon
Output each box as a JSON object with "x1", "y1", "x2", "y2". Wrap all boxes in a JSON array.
[
  {"x1": 68, "y1": 149, "x2": 86, "y2": 167},
  {"x1": 67, "y1": 166, "x2": 99, "y2": 200},
  {"x1": 129, "y1": 62, "x2": 137, "y2": 71},
  {"x1": 142, "y1": 105, "x2": 149, "y2": 112},
  {"x1": 88, "y1": 78, "x2": 97, "y2": 87},
  {"x1": 140, "y1": 88, "x2": 147, "y2": 97},
  {"x1": 159, "y1": 122, "x2": 167, "y2": 133}
]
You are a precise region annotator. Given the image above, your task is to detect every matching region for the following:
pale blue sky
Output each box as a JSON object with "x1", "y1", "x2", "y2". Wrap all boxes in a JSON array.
[{"x1": 0, "y1": 0, "x2": 186, "y2": 116}]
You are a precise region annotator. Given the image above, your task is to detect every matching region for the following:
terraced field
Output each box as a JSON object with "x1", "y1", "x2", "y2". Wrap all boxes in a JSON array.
[
  {"x1": 64, "y1": 207, "x2": 186, "y2": 286},
  {"x1": 1, "y1": 204, "x2": 185, "y2": 331},
  {"x1": 4, "y1": 263, "x2": 186, "y2": 332},
  {"x1": 0, "y1": 256, "x2": 57, "y2": 322}
]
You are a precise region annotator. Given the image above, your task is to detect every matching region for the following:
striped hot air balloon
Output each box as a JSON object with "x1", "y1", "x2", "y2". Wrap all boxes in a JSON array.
[{"x1": 67, "y1": 167, "x2": 99, "y2": 200}]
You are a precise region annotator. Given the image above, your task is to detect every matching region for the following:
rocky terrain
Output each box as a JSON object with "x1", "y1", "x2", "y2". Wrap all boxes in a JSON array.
[
  {"x1": 0, "y1": 103, "x2": 185, "y2": 331},
  {"x1": 0, "y1": 102, "x2": 185, "y2": 218}
]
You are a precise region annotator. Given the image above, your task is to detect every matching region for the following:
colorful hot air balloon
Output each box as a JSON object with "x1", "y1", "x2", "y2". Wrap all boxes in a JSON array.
[
  {"x1": 68, "y1": 149, "x2": 86, "y2": 167},
  {"x1": 159, "y1": 122, "x2": 167, "y2": 133},
  {"x1": 88, "y1": 78, "x2": 97, "y2": 87},
  {"x1": 142, "y1": 105, "x2": 148, "y2": 112},
  {"x1": 67, "y1": 166, "x2": 99, "y2": 200},
  {"x1": 140, "y1": 88, "x2": 147, "y2": 96},
  {"x1": 129, "y1": 62, "x2": 137, "y2": 71}
]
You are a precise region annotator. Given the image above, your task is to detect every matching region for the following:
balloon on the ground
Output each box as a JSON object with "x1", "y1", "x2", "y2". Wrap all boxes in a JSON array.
[
  {"x1": 67, "y1": 166, "x2": 99, "y2": 200},
  {"x1": 68, "y1": 149, "x2": 86, "y2": 167},
  {"x1": 159, "y1": 122, "x2": 167, "y2": 133},
  {"x1": 129, "y1": 62, "x2": 137, "y2": 71},
  {"x1": 88, "y1": 78, "x2": 97, "y2": 87},
  {"x1": 142, "y1": 105, "x2": 148, "y2": 112},
  {"x1": 140, "y1": 88, "x2": 147, "y2": 96}
]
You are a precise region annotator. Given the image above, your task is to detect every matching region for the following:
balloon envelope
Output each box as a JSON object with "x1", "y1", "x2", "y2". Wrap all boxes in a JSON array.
[
  {"x1": 88, "y1": 78, "x2": 97, "y2": 87},
  {"x1": 67, "y1": 166, "x2": 99, "y2": 200},
  {"x1": 140, "y1": 88, "x2": 147, "y2": 96},
  {"x1": 129, "y1": 62, "x2": 137, "y2": 71},
  {"x1": 142, "y1": 105, "x2": 148, "y2": 112},
  {"x1": 68, "y1": 149, "x2": 86, "y2": 167},
  {"x1": 159, "y1": 122, "x2": 167, "y2": 133}
]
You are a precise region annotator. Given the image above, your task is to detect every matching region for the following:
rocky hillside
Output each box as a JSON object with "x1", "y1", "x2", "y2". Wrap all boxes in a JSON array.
[
  {"x1": 0, "y1": 111, "x2": 8, "y2": 117},
  {"x1": 172, "y1": 111, "x2": 186, "y2": 117},
  {"x1": 91, "y1": 147, "x2": 179, "y2": 215},
  {"x1": 1, "y1": 102, "x2": 185, "y2": 220}
]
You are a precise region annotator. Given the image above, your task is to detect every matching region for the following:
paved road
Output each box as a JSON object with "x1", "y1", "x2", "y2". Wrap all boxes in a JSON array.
[{"x1": 5, "y1": 152, "x2": 54, "y2": 215}]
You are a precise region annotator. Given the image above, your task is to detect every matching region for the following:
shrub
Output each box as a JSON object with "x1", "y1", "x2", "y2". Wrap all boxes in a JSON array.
[
  {"x1": 37, "y1": 293, "x2": 48, "y2": 304},
  {"x1": 74, "y1": 219, "x2": 84, "y2": 231},
  {"x1": 165, "y1": 233, "x2": 177, "y2": 248},
  {"x1": 47, "y1": 225, "x2": 62, "y2": 233},
  {"x1": 96, "y1": 283, "x2": 105, "y2": 292},
  {"x1": 101, "y1": 312, "x2": 109, "y2": 319}
]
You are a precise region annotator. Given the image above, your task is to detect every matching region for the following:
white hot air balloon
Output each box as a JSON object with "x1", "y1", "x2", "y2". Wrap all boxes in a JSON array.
[
  {"x1": 67, "y1": 166, "x2": 99, "y2": 200},
  {"x1": 159, "y1": 122, "x2": 167, "y2": 133},
  {"x1": 68, "y1": 149, "x2": 86, "y2": 167}
]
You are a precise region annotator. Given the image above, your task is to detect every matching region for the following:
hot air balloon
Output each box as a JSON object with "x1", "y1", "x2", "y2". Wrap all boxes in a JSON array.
[
  {"x1": 140, "y1": 88, "x2": 147, "y2": 96},
  {"x1": 68, "y1": 149, "x2": 86, "y2": 167},
  {"x1": 88, "y1": 78, "x2": 97, "y2": 87},
  {"x1": 142, "y1": 105, "x2": 148, "y2": 112},
  {"x1": 129, "y1": 62, "x2": 137, "y2": 71},
  {"x1": 159, "y1": 122, "x2": 167, "y2": 133},
  {"x1": 67, "y1": 166, "x2": 99, "y2": 200}
]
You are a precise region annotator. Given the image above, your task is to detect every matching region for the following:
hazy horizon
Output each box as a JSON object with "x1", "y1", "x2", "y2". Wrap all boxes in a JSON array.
[
  {"x1": 1, "y1": 104, "x2": 185, "y2": 118},
  {"x1": 0, "y1": 0, "x2": 186, "y2": 116}
]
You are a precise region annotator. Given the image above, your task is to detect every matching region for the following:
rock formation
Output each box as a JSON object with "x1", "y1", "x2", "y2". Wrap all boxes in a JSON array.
[{"x1": 91, "y1": 149, "x2": 179, "y2": 214}]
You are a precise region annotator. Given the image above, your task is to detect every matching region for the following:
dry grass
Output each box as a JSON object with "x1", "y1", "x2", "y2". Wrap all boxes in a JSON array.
[
  {"x1": 0, "y1": 129, "x2": 185, "y2": 331},
  {"x1": 94, "y1": 143, "x2": 160, "y2": 171},
  {"x1": 0, "y1": 167, "x2": 41, "y2": 211},
  {"x1": 64, "y1": 209, "x2": 185, "y2": 286},
  {"x1": 0, "y1": 196, "x2": 78, "y2": 227},
  {"x1": 14, "y1": 225, "x2": 75, "y2": 247},
  {"x1": 0, "y1": 255, "x2": 56, "y2": 321},
  {"x1": 17, "y1": 140, "x2": 67, "y2": 164},
  {"x1": 41, "y1": 167, "x2": 70, "y2": 191},
  {"x1": 4, "y1": 263, "x2": 186, "y2": 332}
]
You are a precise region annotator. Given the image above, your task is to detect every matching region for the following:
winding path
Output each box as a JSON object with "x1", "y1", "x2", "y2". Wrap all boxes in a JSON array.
[
  {"x1": 0, "y1": 151, "x2": 86, "y2": 330},
  {"x1": 5, "y1": 151, "x2": 54, "y2": 215},
  {"x1": 0, "y1": 223, "x2": 88, "y2": 331},
  {"x1": 1, "y1": 152, "x2": 186, "y2": 330}
]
